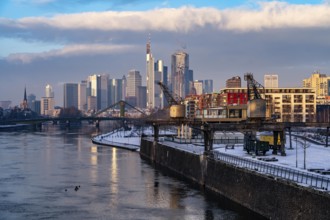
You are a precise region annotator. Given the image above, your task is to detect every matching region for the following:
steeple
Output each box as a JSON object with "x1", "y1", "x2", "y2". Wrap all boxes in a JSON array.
[
  {"x1": 21, "y1": 86, "x2": 28, "y2": 109},
  {"x1": 24, "y1": 86, "x2": 27, "y2": 102}
]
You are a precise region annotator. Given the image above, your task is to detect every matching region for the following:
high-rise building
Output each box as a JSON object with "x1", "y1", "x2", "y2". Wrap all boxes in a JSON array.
[
  {"x1": 171, "y1": 51, "x2": 190, "y2": 99},
  {"x1": 87, "y1": 74, "x2": 108, "y2": 110},
  {"x1": 31, "y1": 100, "x2": 41, "y2": 115},
  {"x1": 186, "y1": 69, "x2": 194, "y2": 95},
  {"x1": 108, "y1": 78, "x2": 123, "y2": 106},
  {"x1": 264, "y1": 74, "x2": 279, "y2": 88},
  {"x1": 78, "y1": 80, "x2": 87, "y2": 111},
  {"x1": 45, "y1": 84, "x2": 54, "y2": 98},
  {"x1": 146, "y1": 38, "x2": 166, "y2": 109},
  {"x1": 303, "y1": 71, "x2": 330, "y2": 98},
  {"x1": 122, "y1": 75, "x2": 127, "y2": 101},
  {"x1": 203, "y1": 80, "x2": 213, "y2": 94},
  {"x1": 27, "y1": 93, "x2": 36, "y2": 109},
  {"x1": 41, "y1": 84, "x2": 54, "y2": 116},
  {"x1": 146, "y1": 38, "x2": 155, "y2": 109},
  {"x1": 63, "y1": 83, "x2": 78, "y2": 109},
  {"x1": 41, "y1": 97, "x2": 54, "y2": 116},
  {"x1": 154, "y1": 60, "x2": 167, "y2": 108},
  {"x1": 226, "y1": 76, "x2": 241, "y2": 88},
  {"x1": 137, "y1": 86, "x2": 147, "y2": 109},
  {"x1": 193, "y1": 80, "x2": 204, "y2": 95},
  {"x1": 126, "y1": 70, "x2": 142, "y2": 106}
]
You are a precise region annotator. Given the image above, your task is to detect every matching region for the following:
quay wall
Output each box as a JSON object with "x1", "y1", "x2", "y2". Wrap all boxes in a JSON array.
[{"x1": 140, "y1": 139, "x2": 330, "y2": 220}]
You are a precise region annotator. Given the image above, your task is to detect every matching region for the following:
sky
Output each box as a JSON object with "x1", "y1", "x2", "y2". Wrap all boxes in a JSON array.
[{"x1": 1, "y1": 0, "x2": 330, "y2": 106}]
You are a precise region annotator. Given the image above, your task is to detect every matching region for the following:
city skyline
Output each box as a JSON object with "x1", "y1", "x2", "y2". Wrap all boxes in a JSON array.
[{"x1": 1, "y1": 0, "x2": 330, "y2": 105}]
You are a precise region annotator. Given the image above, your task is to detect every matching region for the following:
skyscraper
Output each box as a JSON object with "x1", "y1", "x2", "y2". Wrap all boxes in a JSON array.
[
  {"x1": 78, "y1": 80, "x2": 87, "y2": 111},
  {"x1": 171, "y1": 51, "x2": 190, "y2": 99},
  {"x1": 203, "y1": 79, "x2": 213, "y2": 94},
  {"x1": 45, "y1": 84, "x2": 54, "y2": 98},
  {"x1": 63, "y1": 83, "x2": 78, "y2": 108},
  {"x1": 41, "y1": 84, "x2": 54, "y2": 116},
  {"x1": 193, "y1": 80, "x2": 204, "y2": 95},
  {"x1": 87, "y1": 74, "x2": 108, "y2": 110},
  {"x1": 264, "y1": 74, "x2": 279, "y2": 88},
  {"x1": 108, "y1": 78, "x2": 123, "y2": 106},
  {"x1": 126, "y1": 70, "x2": 142, "y2": 106},
  {"x1": 146, "y1": 38, "x2": 155, "y2": 109},
  {"x1": 154, "y1": 59, "x2": 167, "y2": 108},
  {"x1": 27, "y1": 93, "x2": 36, "y2": 109}
]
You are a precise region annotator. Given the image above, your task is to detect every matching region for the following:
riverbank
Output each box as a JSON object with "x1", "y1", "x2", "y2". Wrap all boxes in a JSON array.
[{"x1": 140, "y1": 138, "x2": 330, "y2": 219}]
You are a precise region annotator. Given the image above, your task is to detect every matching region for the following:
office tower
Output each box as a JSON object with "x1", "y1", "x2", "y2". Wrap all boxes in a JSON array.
[
  {"x1": 41, "y1": 84, "x2": 55, "y2": 116},
  {"x1": 137, "y1": 86, "x2": 147, "y2": 109},
  {"x1": 126, "y1": 70, "x2": 142, "y2": 106},
  {"x1": 226, "y1": 76, "x2": 241, "y2": 88},
  {"x1": 45, "y1": 84, "x2": 54, "y2": 98},
  {"x1": 63, "y1": 83, "x2": 78, "y2": 109},
  {"x1": 154, "y1": 60, "x2": 167, "y2": 108},
  {"x1": 78, "y1": 80, "x2": 87, "y2": 111},
  {"x1": 203, "y1": 79, "x2": 213, "y2": 94},
  {"x1": 264, "y1": 74, "x2": 279, "y2": 88},
  {"x1": 87, "y1": 96, "x2": 97, "y2": 112},
  {"x1": 193, "y1": 80, "x2": 204, "y2": 95},
  {"x1": 122, "y1": 75, "x2": 127, "y2": 101},
  {"x1": 146, "y1": 38, "x2": 155, "y2": 109},
  {"x1": 41, "y1": 97, "x2": 54, "y2": 116},
  {"x1": 303, "y1": 71, "x2": 330, "y2": 97},
  {"x1": 171, "y1": 51, "x2": 190, "y2": 99},
  {"x1": 87, "y1": 74, "x2": 108, "y2": 110},
  {"x1": 108, "y1": 78, "x2": 123, "y2": 105},
  {"x1": 31, "y1": 100, "x2": 41, "y2": 114},
  {"x1": 27, "y1": 93, "x2": 36, "y2": 109}
]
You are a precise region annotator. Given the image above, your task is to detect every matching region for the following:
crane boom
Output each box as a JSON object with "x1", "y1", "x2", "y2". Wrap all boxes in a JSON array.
[
  {"x1": 157, "y1": 81, "x2": 183, "y2": 106},
  {"x1": 244, "y1": 73, "x2": 265, "y2": 101}
]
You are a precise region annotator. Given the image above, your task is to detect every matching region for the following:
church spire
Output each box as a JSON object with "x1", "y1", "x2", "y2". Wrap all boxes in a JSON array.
[
  {"x1": 24, "y1": 86, "x2": 27, "y2": 102},
  {"x1": 21, "y1": 86, "x2": 28, "y2": 109}
]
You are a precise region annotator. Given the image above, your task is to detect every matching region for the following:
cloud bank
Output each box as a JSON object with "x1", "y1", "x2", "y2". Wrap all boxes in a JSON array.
[{"x1": 2, "y1": 2, "x2": 330, "y2": 33}]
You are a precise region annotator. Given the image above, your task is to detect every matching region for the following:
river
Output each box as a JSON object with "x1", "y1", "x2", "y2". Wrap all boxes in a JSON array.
[{"x1": 0, "y1": 124, "x2": 258, "y2": 220}]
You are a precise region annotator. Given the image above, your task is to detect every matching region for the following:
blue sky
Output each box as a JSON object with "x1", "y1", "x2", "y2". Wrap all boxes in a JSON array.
[{"x1": 0, "y1": 0, "x2": 330, "y2": 105}]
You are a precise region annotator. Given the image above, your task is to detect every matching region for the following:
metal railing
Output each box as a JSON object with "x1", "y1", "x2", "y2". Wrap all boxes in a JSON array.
[
  {"x1": 163, "y1": 137, "x2": 244, "y2": 145},
  {"x1": 211, "y1": 151, "x2": 330, "y2": 192}
]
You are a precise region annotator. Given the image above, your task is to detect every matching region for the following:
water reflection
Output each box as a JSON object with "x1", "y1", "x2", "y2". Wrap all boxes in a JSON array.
[
  {"x1": 110, "y1": 148, "x2": 119, "y2": 208},
  {"x1": 0, "y1": 125, "x2": 255, "y2": 219}
]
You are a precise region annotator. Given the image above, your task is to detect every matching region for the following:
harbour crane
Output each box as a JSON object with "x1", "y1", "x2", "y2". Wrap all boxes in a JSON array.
[{"x1": 157, "y1": 81, "x2": 185, "y2": 119}]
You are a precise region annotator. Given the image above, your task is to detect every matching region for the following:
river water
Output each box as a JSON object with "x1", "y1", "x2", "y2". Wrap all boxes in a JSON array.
[{"x1": 0, "y1": 124, "x2": 259, "y2": 220}]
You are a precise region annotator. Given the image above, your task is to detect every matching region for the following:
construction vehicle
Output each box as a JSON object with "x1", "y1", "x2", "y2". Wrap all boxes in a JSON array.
[
  {"x1": 259, "y1": 132, "x2": 281, "y2": 149},
  {"x1": 244, "y1": 131, "x2": 270, "y2": 155}
]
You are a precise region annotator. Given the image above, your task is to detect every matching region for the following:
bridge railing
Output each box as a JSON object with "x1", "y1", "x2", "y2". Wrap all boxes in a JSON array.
[{"x1": 210, "y1": 151, "x2": 330, "y2": 192}]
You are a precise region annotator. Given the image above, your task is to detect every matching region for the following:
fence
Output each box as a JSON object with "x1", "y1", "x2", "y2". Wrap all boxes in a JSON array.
[
  {"x1": 211, "y1": 151, "x2": 330, "y2": 192},
  {"x1": 164, "y1": 137, "x2": 244, "y2": 145}
]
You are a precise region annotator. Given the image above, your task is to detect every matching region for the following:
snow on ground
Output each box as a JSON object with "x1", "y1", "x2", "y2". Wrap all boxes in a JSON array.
[
  {"x1": 95, "y1": 127, "x2": 330, "y2": 175},
  {"x1": 213, "y1": 135, "x2": 330, "y2": 172}
]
